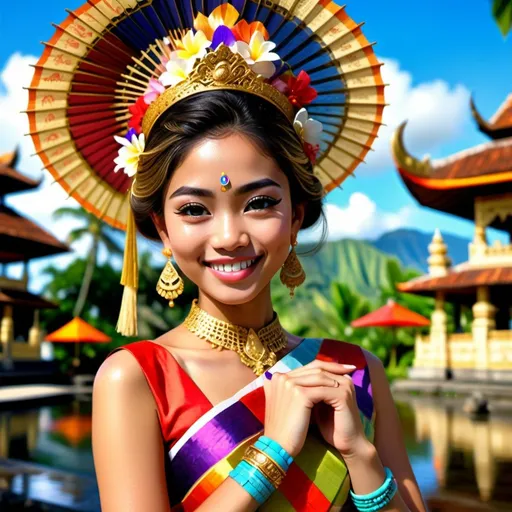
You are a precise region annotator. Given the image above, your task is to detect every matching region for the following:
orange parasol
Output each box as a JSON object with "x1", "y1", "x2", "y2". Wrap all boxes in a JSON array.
[
  {"x1": 50, "y1": 414, "x2": 92, "y2": 447},
  {"x1": 351, "y1": 299, "x2": 429, "y2": 369},
  {"x1": 46, "y1": 317, "x2": 111, "y2": 367}
]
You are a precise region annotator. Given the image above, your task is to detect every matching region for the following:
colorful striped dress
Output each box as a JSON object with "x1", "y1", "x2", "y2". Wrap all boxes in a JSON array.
[{"x1": 109, "y1": 338, "x2": 375, "y2": 511}]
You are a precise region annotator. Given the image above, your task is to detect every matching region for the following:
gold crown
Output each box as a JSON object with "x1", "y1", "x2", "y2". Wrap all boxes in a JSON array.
[{"x1": 141, "y1": 45, "x2": 295, "y2": 136}]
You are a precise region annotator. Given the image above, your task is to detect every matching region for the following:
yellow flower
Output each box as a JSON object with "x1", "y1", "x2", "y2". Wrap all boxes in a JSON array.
[
  {"x1": 194, "y1": 4, "x2": 239, "y2": 40},
  {"x1": 175, "y1": 29, "x2": 210, "y2": 62}
]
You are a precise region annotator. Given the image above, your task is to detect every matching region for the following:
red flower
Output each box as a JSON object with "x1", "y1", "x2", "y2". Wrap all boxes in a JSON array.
[
  {"x1": 286, "y1": 70, "x2": 317, "y2": 108},
  {"x1": 128, "y1": 96, "x2": 149, "y2": 134},
  {"x1": 304, "y1": 142, "x2": 320, "y2": 165}
]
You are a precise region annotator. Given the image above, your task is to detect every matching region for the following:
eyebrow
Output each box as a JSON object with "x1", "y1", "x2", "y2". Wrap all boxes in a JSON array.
[{"x1": 169, "y1": 178, "x2": 281, "y2": 199}]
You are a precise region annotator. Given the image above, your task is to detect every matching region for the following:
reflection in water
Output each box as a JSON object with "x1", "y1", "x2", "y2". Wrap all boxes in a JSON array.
[
  {"x1": 0, "y1": 396, "x2": 511, "y2": 510},
  {"x1": 401, "y1": 397, "x2": 512, "y2": 509}
]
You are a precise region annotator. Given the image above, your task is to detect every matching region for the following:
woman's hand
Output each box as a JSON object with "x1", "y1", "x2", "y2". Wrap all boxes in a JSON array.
[
  {"x1": 312, "y1": 371, "x2": 370, "y2": 459},
  {"x1": 263, "y1": 360, "x2": 358, "y2": 458}
]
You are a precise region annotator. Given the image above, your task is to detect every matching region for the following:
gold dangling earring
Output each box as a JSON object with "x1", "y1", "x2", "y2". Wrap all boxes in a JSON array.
[
  {"x1": 156, "y1": 248, "x2": 184, "y2": 307},
  {"x1": 280, "y1": 237, "x2": 305, "y2": 298}
]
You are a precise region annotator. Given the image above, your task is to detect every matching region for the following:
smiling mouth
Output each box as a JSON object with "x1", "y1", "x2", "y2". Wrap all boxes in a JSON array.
[{"x1": 204, "y1": 255, "x2": 263, "y2": 273}]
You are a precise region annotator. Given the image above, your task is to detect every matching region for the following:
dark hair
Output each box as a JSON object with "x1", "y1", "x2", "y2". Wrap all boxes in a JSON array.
[{"x1": 131, "y1": 90, "x2": 327, "y2": 251}]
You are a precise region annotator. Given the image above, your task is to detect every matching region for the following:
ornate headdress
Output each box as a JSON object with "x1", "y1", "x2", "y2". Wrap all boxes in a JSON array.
[{"x1": 27, "y1": 0, "x2": 385, "y2": 336}]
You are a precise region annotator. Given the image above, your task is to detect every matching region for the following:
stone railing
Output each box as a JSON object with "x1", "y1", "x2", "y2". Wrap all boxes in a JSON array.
[
  {"x1": 0, "y1": 341, "x2": 40, "y2": 361},
  {"x1": 469, "y1": 240, "x2": 512, "y2": 267},
  {"x1": 489, "y1": 330, "x2": 512, "y2": 369},
  {"x1": 0, "y1": 276, "x2": 27, "y2": 290}
]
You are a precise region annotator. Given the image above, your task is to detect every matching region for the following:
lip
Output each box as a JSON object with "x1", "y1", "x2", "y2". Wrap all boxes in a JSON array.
[{"x1": 205, "y1": 255, "x2": 263, "y2": 283}]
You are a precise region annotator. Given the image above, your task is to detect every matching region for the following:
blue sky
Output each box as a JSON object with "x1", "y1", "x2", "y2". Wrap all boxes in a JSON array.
[{"x1": 0, "y1": 0, "x2": 511, "y2": 287}]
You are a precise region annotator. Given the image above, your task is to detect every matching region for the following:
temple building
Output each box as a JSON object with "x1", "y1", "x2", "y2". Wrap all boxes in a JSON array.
[
  {"x1": 0, "y1": 148, "x2": 68, "y2": 370},
  {"x1": 392, "y1": 94, "x2": 512, "y2": 381}
]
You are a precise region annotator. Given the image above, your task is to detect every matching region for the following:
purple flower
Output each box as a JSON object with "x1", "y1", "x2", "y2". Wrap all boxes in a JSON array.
[
  {"x1": 125, "y1": 128, "x2": 138, "y2": 140},
  {"x1": 211, "y1": 25, "x2": 236, "y2": 50}
]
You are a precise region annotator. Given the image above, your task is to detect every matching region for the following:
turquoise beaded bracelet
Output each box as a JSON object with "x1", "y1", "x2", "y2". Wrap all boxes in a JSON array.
[
  {"x1": 350, "y1": 467, "x2": 397, "y2": 512},
  {"x1": 229, "y1": 436, "x2": 294, "y2": 504}
]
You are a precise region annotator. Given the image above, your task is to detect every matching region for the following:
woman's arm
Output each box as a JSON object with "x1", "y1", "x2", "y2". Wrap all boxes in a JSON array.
[
  {"x1": 343, "y1": 350, "x2": 427, "y2": 512},
  {"x1": 92, "y1": 350, "x2": 172, "y2": 512},
  {"x1": 92, "y1": 350, "x2": 260, "y2": 512}
]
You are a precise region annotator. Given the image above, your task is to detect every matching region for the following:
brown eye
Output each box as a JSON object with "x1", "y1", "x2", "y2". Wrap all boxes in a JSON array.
[
  {"x1": 176, "y1": 203, "x2": 210, "y2": 216},
  {"x1": 245, "y1": 196, "x2": 281, "y2": 212}
]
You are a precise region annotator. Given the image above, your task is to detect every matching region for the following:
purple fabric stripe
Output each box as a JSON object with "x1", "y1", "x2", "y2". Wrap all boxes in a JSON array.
[
  {"x1": 170, "y1": 401, "x2": 263, "y2": 501},
  {"x1": 351, "y1": 367, "x2": 374, "y2": 420}
]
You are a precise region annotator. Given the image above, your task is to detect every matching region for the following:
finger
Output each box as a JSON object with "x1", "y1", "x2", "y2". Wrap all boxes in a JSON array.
[
  {"x1": 286, "y1": 360, "x2": 356, "y2": 377},
  {"x1": 286, "y1": 371, "x2": 342, "y2": 388}
]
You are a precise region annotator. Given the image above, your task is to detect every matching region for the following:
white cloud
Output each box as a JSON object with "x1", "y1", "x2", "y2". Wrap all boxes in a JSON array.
[
  {"x1": 300, "y1": 192, "x2": 416, "y2": 244},
  {"x1": 362, "y1": 57, "x2": 471, "y2": 171}
]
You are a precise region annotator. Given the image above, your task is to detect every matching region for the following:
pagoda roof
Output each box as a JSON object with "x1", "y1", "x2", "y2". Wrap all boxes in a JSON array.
[
  {"x1": 392, "y1": 123, "x2": 512, "y2": 230},
  {"x1": 471, "y1": 94, "x2": 512, "y2": 140},
  {"x1": 0, "y1": 287, "x2": 57, "y2": 309},
  {"x1": 397, "y1": 263, "x2": 512, "y2": 304},
  {"x1": 0, "y1": 204, "x2": 69, "y2": 263},
  {"x1": 0, "y1": 148, "x2": 41, "y2": 195}
]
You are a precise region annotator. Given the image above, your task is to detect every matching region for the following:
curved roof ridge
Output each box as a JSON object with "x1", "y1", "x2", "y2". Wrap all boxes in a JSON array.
[{"x1": 432, "y1": 136, "x2": 512, "y2": 170}]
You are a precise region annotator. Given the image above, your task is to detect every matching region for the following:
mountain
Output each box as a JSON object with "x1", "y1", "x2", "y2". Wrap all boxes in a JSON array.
[
  {"x1": 369, "y1": 228, "x2": 471, "y2": 273},
  {"x1": 298, "y1": 238, "x2": 402, "y2": 300}
]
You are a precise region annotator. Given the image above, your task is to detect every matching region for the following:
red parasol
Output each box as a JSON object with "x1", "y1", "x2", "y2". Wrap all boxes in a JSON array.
[
  {"x1": 46, "y1": 317, "x2": 111, "y2": 367},
  {"x1": 351, "y1": 299, "x2": 430, "y2": 328},
  {"x1": 351, "y1": 299, "x2": 430, "y2": 369}
]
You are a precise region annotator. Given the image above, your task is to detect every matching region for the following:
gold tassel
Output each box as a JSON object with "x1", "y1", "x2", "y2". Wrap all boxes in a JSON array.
[{"x1": 116, "y1": 208, "x2": 139, "y2": 336}]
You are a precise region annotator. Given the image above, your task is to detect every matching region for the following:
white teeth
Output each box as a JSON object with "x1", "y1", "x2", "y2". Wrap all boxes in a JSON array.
[{"x1": 210, "y1": 259, "x2": 256, "y2": 272}]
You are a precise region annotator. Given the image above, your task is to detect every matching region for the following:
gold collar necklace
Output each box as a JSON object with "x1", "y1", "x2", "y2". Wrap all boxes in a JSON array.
[{"x1": 183, "y1": 299, "x2": 288, "y2": 376}]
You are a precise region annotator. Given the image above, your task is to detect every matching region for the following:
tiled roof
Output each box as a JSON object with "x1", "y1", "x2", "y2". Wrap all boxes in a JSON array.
[
  {"x1": 0, "y1": 204, "x2": 69, "y2": 263},
  {"x1": 0, "y1": 287, "x2": 57, "y2": 309},
  {"x1": 398, "y1": 265, "x2": 512, "y2": 295}
]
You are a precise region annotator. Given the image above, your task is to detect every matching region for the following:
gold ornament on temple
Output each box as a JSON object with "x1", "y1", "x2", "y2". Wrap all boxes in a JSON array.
[{"x1": 183, "y1": 299, "x2": 288, "y2": 375}]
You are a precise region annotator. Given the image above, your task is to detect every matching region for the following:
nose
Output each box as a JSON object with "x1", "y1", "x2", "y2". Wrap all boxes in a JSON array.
[{"x1": 210, "y1": 211, "x2": 250, "y2": 252}]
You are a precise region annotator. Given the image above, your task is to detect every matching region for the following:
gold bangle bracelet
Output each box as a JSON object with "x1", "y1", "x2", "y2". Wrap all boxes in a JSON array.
[{"x1": 242, "y1": 445, "x2": 286, "y2": 488}]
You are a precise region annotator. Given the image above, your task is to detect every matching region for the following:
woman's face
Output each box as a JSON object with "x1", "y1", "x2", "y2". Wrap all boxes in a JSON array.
[{"x1": 156, "y1": 132, "x2": 304, "y2": 305}]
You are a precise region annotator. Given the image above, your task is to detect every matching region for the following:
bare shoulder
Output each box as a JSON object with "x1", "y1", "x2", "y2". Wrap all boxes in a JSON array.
[
  {"x1": 94, "y1": 347, "x2": 148, "y2": 392},
  {"x1": 92, "y1": 348, "x2": 171, "y2": 512}
]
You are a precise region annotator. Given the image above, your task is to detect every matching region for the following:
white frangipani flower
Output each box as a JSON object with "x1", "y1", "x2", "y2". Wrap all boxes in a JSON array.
[
  {"x1": 231, "y1": 31, "x2": 280, "y2": 78},
  {"x1": 293, "y1": 108, "x2": 323, "y2": 147},
  {"x1": 113, "y1": 133, "x2": 145, "y2": 178},
  {"x1": 159, "y1": 57, "x2": 194, "y2": 87}
]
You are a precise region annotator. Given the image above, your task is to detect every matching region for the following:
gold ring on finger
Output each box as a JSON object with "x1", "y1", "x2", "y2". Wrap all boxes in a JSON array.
[{"x1": 333, "y1": 379, "x2": 340, "y2": 387}]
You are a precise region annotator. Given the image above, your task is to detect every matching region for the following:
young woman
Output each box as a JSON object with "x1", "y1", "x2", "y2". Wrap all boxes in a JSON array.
[{"x1": 28, "y1": 1, "x2": 426, "y2": 510}]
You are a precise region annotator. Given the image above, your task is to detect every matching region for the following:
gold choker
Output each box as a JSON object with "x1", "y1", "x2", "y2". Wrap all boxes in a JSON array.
[{"x1": 183, "y1": 299, "x2": 288, "y2": 376}]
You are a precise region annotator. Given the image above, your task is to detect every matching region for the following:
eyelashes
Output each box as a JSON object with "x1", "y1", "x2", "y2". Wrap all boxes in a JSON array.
[
  {"x1": 175, "y1": 195, "x2": 282, "y2": 217},
  {"x1": 245, "y1": 195, "x2": 282, "y2": 211}
]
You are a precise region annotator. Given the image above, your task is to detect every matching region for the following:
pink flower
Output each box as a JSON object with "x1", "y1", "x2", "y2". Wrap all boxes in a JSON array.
[{"x1": 144, "y1": 78, "x2": 165, "y2": 104}]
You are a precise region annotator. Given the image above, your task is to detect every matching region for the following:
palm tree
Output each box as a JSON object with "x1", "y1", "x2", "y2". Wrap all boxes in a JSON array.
[{"x1": 53, "y1": 206, "x2": 123, "y2": 318}]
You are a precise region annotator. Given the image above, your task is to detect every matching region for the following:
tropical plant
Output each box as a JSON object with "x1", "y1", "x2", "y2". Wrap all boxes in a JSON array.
[
  {"x1": 53, "y1": 206, "x2": 123, "y2": 318},
  {"x1": 492, "y1": 0, "x2": 512, "y2": 36}
]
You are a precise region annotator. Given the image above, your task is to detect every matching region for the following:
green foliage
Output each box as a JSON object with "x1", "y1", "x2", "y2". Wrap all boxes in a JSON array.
[
  {"x1": 41, "y1": 251, "x2": 197, "y2": 373},
  {"x1": 493, "y1": 0, "x2": 512, "y2": 36}
]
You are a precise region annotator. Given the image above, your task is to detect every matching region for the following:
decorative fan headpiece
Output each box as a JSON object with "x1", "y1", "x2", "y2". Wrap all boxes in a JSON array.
[{"x1": 27, "y1": 0, "x2": 385, "y2": 336}]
